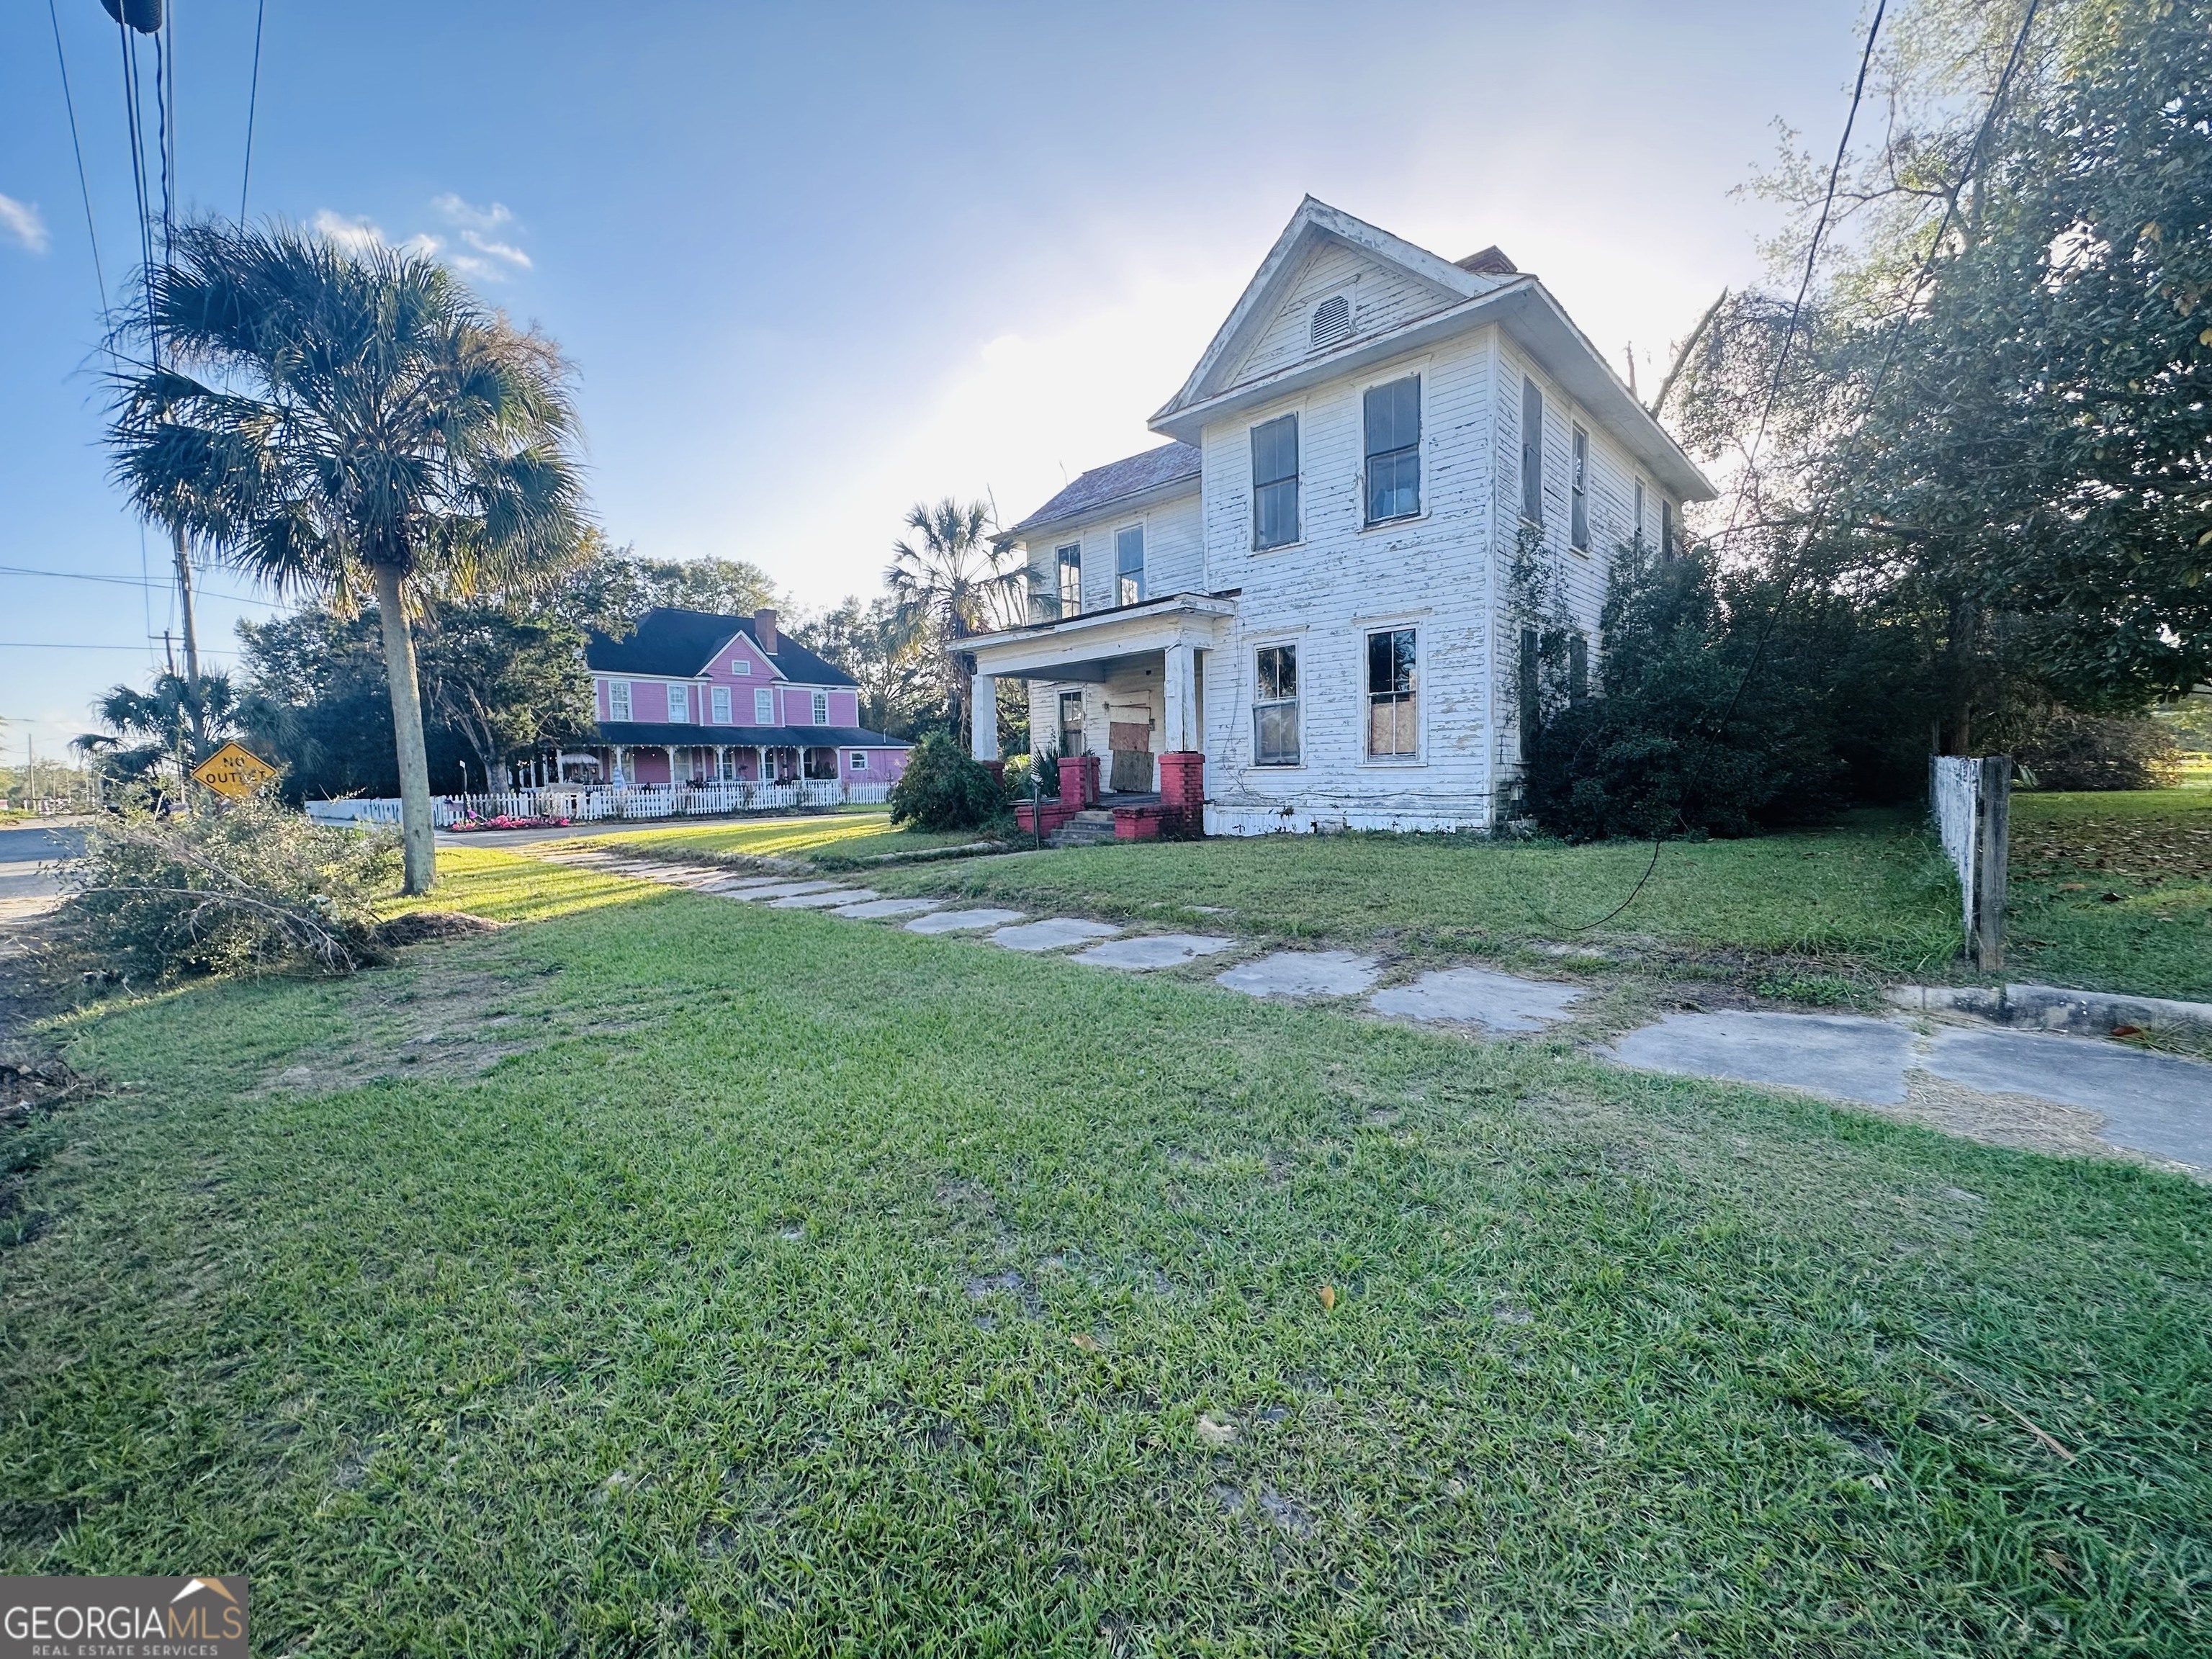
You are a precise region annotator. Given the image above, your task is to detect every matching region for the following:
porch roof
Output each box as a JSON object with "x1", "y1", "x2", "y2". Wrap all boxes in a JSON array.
[
  {"x1": 593, "y1": 722, "x2": 910, "y2": 748},
  {"x1": 964, "y1": 590, "x2": 1238, "y2": 680}
]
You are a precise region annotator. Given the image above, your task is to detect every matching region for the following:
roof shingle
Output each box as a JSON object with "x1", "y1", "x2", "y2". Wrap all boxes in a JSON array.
[
  {"x1": 1003, "y1": 442, "x2": 1201, "y2": 539},
  {"x1": 584, "y1": 607, "x2": 857, "y2": 686}
]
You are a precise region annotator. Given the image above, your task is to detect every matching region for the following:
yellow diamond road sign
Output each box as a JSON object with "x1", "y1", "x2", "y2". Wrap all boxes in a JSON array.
[{"x1": 191, "y1": 740, "x2": 280, "y2": 799}]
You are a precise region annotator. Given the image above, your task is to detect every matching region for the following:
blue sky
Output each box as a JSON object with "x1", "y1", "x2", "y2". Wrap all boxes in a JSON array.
[{"x1": 1, "y1": 0, "x2": 1864, "y2": 757}]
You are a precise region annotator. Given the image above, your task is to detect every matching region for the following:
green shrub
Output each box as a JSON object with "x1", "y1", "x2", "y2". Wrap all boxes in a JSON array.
[
  {"x1": 2017, "y1": 711, "x2": 2181, "y2": 791},
  {"x1": 1002, "y1": 747, "x2": 1061, "y2": 801},
  {"x1": 52, "y1": 791, "x2": 400, "y2": 981},
  {"x1": 887, "y1": 732, "x2": 1009, "y2": 832}
]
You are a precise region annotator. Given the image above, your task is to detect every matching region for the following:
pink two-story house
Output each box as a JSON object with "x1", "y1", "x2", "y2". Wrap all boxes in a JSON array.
[{"x1": 583, "y1": 606, "x2": 911, "y2": 788}]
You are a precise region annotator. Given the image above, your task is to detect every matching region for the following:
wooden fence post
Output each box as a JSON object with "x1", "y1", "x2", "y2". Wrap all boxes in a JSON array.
[{"x1": 1974, "y1": 755, "x2": 2010, "y2": 973}]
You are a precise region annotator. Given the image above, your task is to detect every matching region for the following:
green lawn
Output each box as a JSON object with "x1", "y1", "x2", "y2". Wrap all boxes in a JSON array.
[
  {"x1": 861, "y1": 792, "x2": 2212, "y2": 1001},
  {"x1": 577, "y1": 807, "x2": 992, "y2": 871},
  {"x1": 4, "y1": 847, "x2": 2207, "y2": 1654}
]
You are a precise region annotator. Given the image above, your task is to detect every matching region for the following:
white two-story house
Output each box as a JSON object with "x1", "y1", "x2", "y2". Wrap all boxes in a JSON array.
[{"x1": 966, "y1": 197, "x2": 1714, "y2": 834}]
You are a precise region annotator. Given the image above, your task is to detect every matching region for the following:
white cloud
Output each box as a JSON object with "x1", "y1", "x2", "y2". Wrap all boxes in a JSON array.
[
  {"x1": 310, "y1": 209, "x2": 440, "y2": 260},
  {"x1": 0, "y1": 193, "x2": 50, "y2": 254},
  {"x1": 431, "y1": 194, "x2": 531, "y2": 277}
]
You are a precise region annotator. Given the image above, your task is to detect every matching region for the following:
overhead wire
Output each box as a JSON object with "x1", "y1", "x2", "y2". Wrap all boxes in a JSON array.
[{"x1": 240, "y1": 0, "x2": 266, "y2": 220}]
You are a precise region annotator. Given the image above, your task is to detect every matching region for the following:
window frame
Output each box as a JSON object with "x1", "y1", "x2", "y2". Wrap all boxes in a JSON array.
[
  {"x1": 1056, "y1": 543, "x2": 1082, "y2": 616},
  {"x1": 731, "y1": 656, "x2": 752, "y2": 675},
  {"x1": 1114, "y1": 523, "x2": 1146, "y2": 607},
  {"x1": 711, "y1": 684, "x2": 732, "y2": 724},
  {"x1": 1249, "y1": 412, "x2": 1302, "y2": 550},
  {"x1": 1250, "y1": 640, "x2": 1302, "y2": 768},
  {"x1": 1361, "y1": 373, "x2": 1424, "y2": 527},
  {"x1": 607, "y1": 679, "x2": 631, "y2": 722},
  {"x1": 754, "y1": 687, "x2": 775, "y2": 724},
  {"x1": 849, "y1": 750, "x2": 868, "y2": 772},
  {"x1": 1519, "y1": 375, "x2": 1545, "y2": 526},
  {"x1": 812, "y1": 690, "x2": 830, "y2": 726},
  {"x1": 1632, "y1": 478, "x2": 1647, "y2": 552},
  {"x1": 1569, "y1": 425, "x2": 1590, "y2": 552},
  {"x1": 1362, "y1": 624, "x2": 1422, "y2": 763},
  {"x1": 1662, "y1": 500, "x2": 1676, "y2": 559},
  {"x1": 666, "y1": 682, "x2": 689, "y2": 722},
  {"x1": 1058, "y1": 690, "x2": 1086, "y2": 757}
]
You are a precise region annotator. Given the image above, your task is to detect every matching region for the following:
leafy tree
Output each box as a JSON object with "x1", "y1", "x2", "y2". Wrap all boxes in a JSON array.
[
  {"x1": 73, "y1": 671, "x2": 239, "y2": 787},
  {"x1": 627, "y1": 554, "x2": 785, "y2": 618},
  {"x1": 418, "y1": 604, "x2": 595, "y2": 786},
  {"x1": 106, "y1": 220, "x2": 589, "y2": 893},
  {"x1": 886, "y1": 498, "x2": 1023, "y2": 737},
  {"x1": 796, "y1": 595, "x2": 940, "y2": 737},
  {"x1": 1676, "y1": 0, "x2": 2212, "y2": 755}
]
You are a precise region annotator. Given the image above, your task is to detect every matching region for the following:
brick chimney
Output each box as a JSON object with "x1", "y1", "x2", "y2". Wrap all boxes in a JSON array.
[{"x1": 754, "y1": 607, "x2": 778, "y2": 654}]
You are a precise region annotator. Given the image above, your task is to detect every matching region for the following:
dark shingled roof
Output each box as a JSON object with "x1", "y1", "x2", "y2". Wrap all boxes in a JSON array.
[
  {"x1": 1004, "y1": 442, "x2": 1202, "y2": 537},
  {"x1": 585, "y1": 606, "x2": 857, "y2": 686},
  {"x1": 595, "y1": 723, "x2": 909, "y2": 749}
]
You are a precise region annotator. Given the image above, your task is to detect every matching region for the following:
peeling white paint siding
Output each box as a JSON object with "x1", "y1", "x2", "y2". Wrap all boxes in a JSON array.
[
  {"x1": 1199, "y1": 324, "x2": 1498, "y2": 831},
  {"x1": 1231, "y1": 242, "x2": 1458, "y2": 385}
]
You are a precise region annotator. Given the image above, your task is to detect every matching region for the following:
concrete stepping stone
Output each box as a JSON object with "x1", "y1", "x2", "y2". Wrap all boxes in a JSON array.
[
  {"x1": 1607, "y1": 1012, "x2": 1915, "y2": 1106},
  {"x1": 1215, "y1": 950, "x2": 1380, "y2": 999},
  {"x1": 992, "y1": 917, "x2": 1123, "y2": 952},
  {"x1": 832, "y1": 896, "x2": 945, "y2": 920},
  {"x1": 723, "y1": 880, "x2": 843, "y2": 902},
  {"x1": 905, "y1": 907, "x2": 1028, "y2": 935},
  {"x1": 1924, "y1": 1028, "x2": 2212, "y2": 1168},
  {"x1": 1072, "y1": 933, "x2": 1237, "y2": 971},
  {"x1": 769, "y1": 887, "x2": 878, "y2": 909},
  {"x1": 1371, "y1": 967, "x2": 1585, "y2": 1033}
]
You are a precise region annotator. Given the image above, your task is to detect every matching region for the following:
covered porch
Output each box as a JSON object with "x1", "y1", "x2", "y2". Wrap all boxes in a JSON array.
[{"x1": 965, "y1": 593, "x2": 1233, "y2": 833}]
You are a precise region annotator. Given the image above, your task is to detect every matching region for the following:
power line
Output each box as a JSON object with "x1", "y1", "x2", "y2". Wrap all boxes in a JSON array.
[
  {"x1": 0, "y1": 564, "x2": 286, "y2": 610},
  {"x1": 1724, "y1": 0, "x2": 1888, "y2": 540},
  {"x1": 240, "y1": 0, "x2": 266, "y2": 220},
  {"x1": 0, "y1": 642, "x2": 242, "y2": 654},
  {"x1": 46, "y1": 0, "x2": 107, "y2": 307}
]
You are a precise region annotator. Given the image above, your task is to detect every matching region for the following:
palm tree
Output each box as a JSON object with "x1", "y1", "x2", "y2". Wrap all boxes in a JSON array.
[
  {"x1": 107, "y1": 220, "x2": 588, "y2": 893},
  {"x1": 73, "y1": 670, "x2": 238, "y2": 786},
  {"x1": 885, "y1": 498, "x2": 1023, "y2": 737}
]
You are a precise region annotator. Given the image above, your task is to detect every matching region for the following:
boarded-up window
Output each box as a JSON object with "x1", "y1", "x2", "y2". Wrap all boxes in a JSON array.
[
  {"x1": 1251, "y1": 414, "x2": 1300, "y2": 549},
  {"x1": 1364, "y1": 376, "x2": 1421, "y2": 523},
  {"x1": 1570, "y1": 426, "x2": 1590, "y2": 551},
  {"x1": 1366, "y1": 628, "x2": 1418, "y2": 758},
  {"x1": 1520, "y1": 377, "x2": 1545, "y2": 524},
  {"x1": 1253, "y1": 643, "x2": 1299, "y2": 765}
]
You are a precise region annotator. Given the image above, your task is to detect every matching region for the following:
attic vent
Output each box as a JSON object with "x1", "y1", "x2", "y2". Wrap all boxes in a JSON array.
[{"x1": 1309, "y1": 295, "x2": 1353, "y2": 350}]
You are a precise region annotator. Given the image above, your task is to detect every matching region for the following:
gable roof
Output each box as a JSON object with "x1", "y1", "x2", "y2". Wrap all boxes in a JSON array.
[
  {"x1": 1149, "y1": 197, "x2": 1714, "y2": 502},
  {"x1": 1001, "y1": 442, "x2": 1202, "y2": 541},
  {"x1": 585, "y1": 607, "x2": 857, "y2": 686}
]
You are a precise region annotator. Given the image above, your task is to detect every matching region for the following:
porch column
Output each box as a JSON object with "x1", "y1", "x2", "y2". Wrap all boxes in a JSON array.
[
  {"x1": 713, "y1": 745, "x2": 727, "y2": 781},
  {"x1": 971, "y1": 673, "x2": 999, "y2": 761},
  {"x1": 1163, "y1": 642, "x2": 1197, "y2": 753},
  {"x1": 610, "y1": 745, "x2": 628, "y2": 786},
  {"x1": 665, "y1": 745, "x2": 682, "y2": 785}
]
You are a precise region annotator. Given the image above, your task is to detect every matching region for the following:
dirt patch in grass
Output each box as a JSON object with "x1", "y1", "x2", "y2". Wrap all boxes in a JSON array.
[
  {"x1": 258, "y1": 953, "x2": 552, "y2": 1094},
  {"x1": 373, "y1": 909, "x2": 506, "y2": 948},
  {"x1": 1881, "y1": 1069, "x2": 2198, "y2": 1175}
]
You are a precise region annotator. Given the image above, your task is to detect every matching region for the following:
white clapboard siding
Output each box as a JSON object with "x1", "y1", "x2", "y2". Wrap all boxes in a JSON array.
[{"x1": 1229, "y1": 240, "x2": 1460, "y2": 389}]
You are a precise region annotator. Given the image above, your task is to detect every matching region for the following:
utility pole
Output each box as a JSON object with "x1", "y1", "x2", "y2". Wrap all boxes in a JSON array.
[{"x1": 173, "y1": 526, "x2": 205, "y2": 755}]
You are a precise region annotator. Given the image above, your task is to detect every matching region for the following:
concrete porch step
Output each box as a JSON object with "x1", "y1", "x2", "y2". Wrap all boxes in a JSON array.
[{"x1": 1051, "y1": 810, "x2": 1119, "y2": 848}]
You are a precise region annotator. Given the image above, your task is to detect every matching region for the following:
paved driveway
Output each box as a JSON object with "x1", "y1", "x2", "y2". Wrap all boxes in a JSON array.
[{"x1": 0, "y1": 822, "x2": 84, "y2": 922}]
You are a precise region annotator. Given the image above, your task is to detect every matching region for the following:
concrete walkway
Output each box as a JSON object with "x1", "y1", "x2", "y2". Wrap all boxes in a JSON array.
[{"x1": 526, "y1": 842, "x2": 2212, "y2": 1175}]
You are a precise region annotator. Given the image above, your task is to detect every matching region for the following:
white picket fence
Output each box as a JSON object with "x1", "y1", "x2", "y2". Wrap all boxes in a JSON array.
[{"x1": 307, "y1": 780, "x2": 889, "y2": 830}]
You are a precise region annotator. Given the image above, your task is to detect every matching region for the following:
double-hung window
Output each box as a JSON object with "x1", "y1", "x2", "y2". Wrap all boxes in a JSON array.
[
  {"x1": 812, "y1": 691, "x2": 829, "y2": 725},
  {"x1": 754, "y1": 687, "x2": 775, "y2": 724},
  {"x1": 1251, "y1": 414, "x2": 1300, "y2": 549},
  {"x1": 1057, "y1": 544, "x2": 1082, "y2": 616},
  {"x1": 1633, "y1": 479, "x2": 1646, "y2": 551},
  {"x1": 1570, "y1": 426, "x2": 1590, "y2": 552},
  {"x1": 1115, "y1": 526, "x2": 1145, "y2": 606},
  {"x1": 1252, "y1": 644, "x2": 1300, "y2": 765},
  {"x1": 1363, "y1": 376, "x2": 1421, "y2": 523},
  {"x1": 1365, "y1": 628, "x2": 1419, "y2": 759},
  {"x1": 608, "y1": 680, "x2": 631, "y2": 721},
  {"x1": 667, "y1": 683, "x2": 689, "y2": 721},
  {"x1": 711, "y1": 685, "x2": 732, "y2": 723},
  {"x1": 1662, "y1": 500, "x2": 1676, "y2": 559},
  {"x1": 1520, "y1": 377, "x2": 1545, "y2": 524}
]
